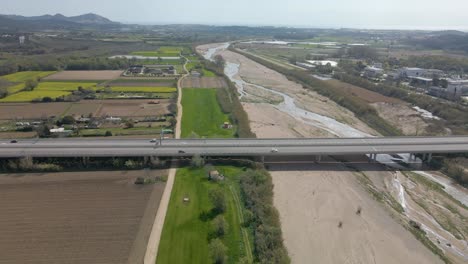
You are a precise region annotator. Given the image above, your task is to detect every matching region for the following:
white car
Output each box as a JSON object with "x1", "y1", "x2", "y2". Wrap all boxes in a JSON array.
[
  {"x1": 271, "y1": 148, "x2": 279, "y2": 153},
  {"x1": 150, "y1": 138, "x2": 157, "y2": 143}
]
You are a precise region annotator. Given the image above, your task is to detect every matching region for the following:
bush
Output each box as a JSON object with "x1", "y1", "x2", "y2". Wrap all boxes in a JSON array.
[
  {"x1": 209, "y1": 188, "x2": 226, "y2": 214},
  {"x1": 208, "y1": 238, "x2": 227, "y2": 264},
  {"x1": 191, "y1": 154, "x2": 205, "y2": 168},
  {"x1": 212, "y1": 215, "x2": 228, "y2": 237},
  {"x1": 104, "y1": 131, "x2": 113, "y2": 137}
]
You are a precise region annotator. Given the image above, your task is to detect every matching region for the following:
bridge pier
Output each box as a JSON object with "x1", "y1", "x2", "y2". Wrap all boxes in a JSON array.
[
  {"x1": 315, "y1": 155, "x2": 322, "y2": 162},
  {"x1": 82, "y1": 156, "x2": 90, "y2": 166},
  {"x1": 422, "y1": 153, "x2": 433, "y2": 163}
]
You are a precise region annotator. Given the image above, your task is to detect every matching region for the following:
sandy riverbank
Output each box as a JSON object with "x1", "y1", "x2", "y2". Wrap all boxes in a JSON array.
[{"x1": 197, "y1": 43, "x2": 451, "y2": 264}]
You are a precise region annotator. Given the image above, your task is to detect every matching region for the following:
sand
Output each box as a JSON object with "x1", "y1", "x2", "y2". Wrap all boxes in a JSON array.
[{"x1": 213, "y1": 46, "x2": 445, "y2": 264}]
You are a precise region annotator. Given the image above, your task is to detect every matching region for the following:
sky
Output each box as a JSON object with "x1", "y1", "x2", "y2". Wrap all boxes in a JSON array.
[{"x1": 2, "y1": 0, "x2": 468, "y2": 30}]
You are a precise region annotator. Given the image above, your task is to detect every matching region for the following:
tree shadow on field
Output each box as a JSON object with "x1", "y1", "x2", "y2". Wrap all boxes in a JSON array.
[{"x1": 199, "y1": 208, "x2": 220, "y2": 222}]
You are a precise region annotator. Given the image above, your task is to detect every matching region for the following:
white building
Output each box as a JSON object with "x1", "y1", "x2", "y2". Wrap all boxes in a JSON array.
[
  {"x1": 399, "y1": 67, "x2": 444, "y2": 79},
  {"x1": 19, "y1": 36, "x2": 25, "y2": 45},
  {"x1": 363, "y1": 66, "x2": 384, "y2": 78},
  {"x1": 447, "y1": 79, "x2": 468, "y2": 99}
]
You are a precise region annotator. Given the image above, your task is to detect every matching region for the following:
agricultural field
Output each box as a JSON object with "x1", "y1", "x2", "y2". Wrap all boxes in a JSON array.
[
  {"x1": 108, "y1": 78, "x2": 177, "y2": 87},
  {"x1": 181, "y1": 77, "x2": 228, "y2": 89},
  {"x1": 181, "y1": 88, "x2": 235, "y2": 138},
  {"x1": 36, "y1": 82, "x2": 98, "y2": 91},
  {"x1": 0, "y1": 102, "x2": 71, "y2": 120},
  {"x1": 43, "y1": 70, "x2": 124, "y2": 81},
  {"x1": 0, "y1": 71, "x2": 56, "y2": 82},
  {"x1": 131, "y1": 46, "x2": 183, "y2": 57},
  {"x1": 103, "y1": 86, "x2": 176, "y2": 93},
  {"x1": 6, "y1": 83, "x2": 25, "y2": 93},
  {"x1": 79, "y1": 126, "x2": 168, "y2": 137},
  {"x1": 157, "y1": 166, "x2": 252, "y2": 264},
  {"x1": 0, "y1": 90, "x2": 71, "y2": 102},
  {"x1": 95, "y1": 99, "x2": 171, "y2": 117},
  {"x1": 0, "y1": 170, "x2": 166, "y2": 264},
  {"x1": 186, "y1": 61, "x2": 216, "y2": 77}
]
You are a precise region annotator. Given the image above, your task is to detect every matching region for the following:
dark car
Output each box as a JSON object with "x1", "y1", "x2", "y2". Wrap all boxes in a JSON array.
[
  {"x1": 178, "y1": 150, "x2": 186, "y2": 154},
  {"x1": 10, "y1": 140, "x2": 18, "y2": 143}
]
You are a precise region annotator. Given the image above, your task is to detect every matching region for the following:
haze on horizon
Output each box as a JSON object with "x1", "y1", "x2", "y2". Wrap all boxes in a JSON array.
[{"x1": 2, "y1": 0, "x2": 468, "y2": 30}]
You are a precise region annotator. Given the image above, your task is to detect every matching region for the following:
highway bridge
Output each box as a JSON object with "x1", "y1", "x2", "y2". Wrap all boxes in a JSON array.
[{"x1": 0, "y1": 136, "x2": 467, "y2": 159}]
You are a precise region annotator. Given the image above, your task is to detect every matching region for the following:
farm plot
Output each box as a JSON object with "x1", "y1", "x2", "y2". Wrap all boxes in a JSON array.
[
  {"x1": 103, "y1": 86, "x2": 177, "y2": 93},
  {"x1": 0, "y1": 90, "x2": 72, "y2": 102},
  {"x1": 63, "y1": 101, "x2": 104, "y2": 117},
  {"x1": 36, "y1": 82, "x2": 98, "y2": 91},
  {"x1": 0, "y1": 170, "x2": 166, "y2": 264},
  {"x1": 95, "y1": 99, "x2": 171, "y2": 117},
  {"x1": 0, "y1": 102, "x2": 71, "y2": 120},
  {"x1": 43, "y1": 70, "x2": 124, "y2": 81},
  {"x1": 0, "y1": 71, "x2": 56, "y2": 82},
  {"x1": 181, "y1": 88, "x2": 234, "y2": 138},
  {"x1": 181, "y1": 77, "x2": 228, "y2": 89},
  {"x1": 107, "y1": 78, "x2": 177, "y2": 87}
]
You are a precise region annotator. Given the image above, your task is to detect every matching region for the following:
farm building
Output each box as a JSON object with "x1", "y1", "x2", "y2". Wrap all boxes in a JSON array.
[
  {"x1": 363, "y1": 66, "x2": 384, "y2": 78},
  {"x1": 208, "y1": 170, "x2": 224, "y2": 181}
]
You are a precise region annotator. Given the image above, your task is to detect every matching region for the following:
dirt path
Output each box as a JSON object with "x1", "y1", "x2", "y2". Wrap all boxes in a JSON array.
[{"x1": 143, "y1": 55, "x2": 187, "y2": 264}]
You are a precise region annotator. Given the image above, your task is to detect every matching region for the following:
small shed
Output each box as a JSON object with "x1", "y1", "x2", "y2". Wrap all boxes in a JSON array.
[{"x1": 209, "y1": 170, "x2": 225, "y2": 181}]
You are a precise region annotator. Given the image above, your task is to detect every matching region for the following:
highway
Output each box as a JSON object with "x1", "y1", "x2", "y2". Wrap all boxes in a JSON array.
[{"x1": 0, "y1": 136, "x2": 467, "y2": 158}]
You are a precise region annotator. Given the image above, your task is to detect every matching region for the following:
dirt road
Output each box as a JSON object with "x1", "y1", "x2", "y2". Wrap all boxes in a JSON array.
[{"x1": 144, "y1": 55, "x2": 187, "y2": 264}]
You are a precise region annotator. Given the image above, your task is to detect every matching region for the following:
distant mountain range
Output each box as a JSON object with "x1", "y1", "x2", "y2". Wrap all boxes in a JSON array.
[{"x1": 0, "y1": 13, "x2": 119, "y2": 32}]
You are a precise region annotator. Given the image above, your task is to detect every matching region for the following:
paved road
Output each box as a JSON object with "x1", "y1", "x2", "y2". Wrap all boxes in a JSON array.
[{"x1": 1, "y1": 137, "x2": 467, "y2": 158}]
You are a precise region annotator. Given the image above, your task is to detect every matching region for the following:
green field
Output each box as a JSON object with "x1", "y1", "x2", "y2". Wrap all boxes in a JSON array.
[
  {"x1": 181, "y1": 88, "x2": 234, "y2": 138},
  {"x1": 157, "y1": 166, "x2": 250, "y2": 264},
  {"x1": 36, "y1": 82, "x2": 97, "y2": 91},
  {"x1": 103, "y1": 86, "x2": 177, "y2": 93},
  {"x1": 0, "y1": 71, "x2": 56, "y2": 82},
  {"x1": 6, "y1": 83, "x2": 26, "y2": 94},
  {"x1": 0, "y1": 90, "x2": 71, "y2": 102},
  {"x1": 131, "y1": 51, "x2": 180, "y2": 57}
]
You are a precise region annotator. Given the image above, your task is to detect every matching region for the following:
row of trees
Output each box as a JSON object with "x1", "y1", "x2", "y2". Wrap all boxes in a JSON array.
[
  {"x1": 240, "y1": 169, "x2": 290, "y2": 263},
  {"x1": 0, "y1": 56, "x2": 135, "y2": 76}
]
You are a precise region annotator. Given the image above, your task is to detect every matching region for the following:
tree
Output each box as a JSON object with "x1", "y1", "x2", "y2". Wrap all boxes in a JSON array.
[
  {"x1": 0, "y1": 87, "x2": 7, "y2": 99},
  {"x1": 191, "y1": 154, "x2": 205, "y2": 168},
  {"x1": 60, "y1": 115, "x2": 75, "y2": 125},
  {"x1": 214, "y1": 55, "x2": 225, "y2": 69},
  {"x1": 209, "y1": 188, "x2": 226, "y2": 214},
  {"x1": 124, "y1": 120, "x2": 134, "y2": 129},
  {"x1": 36, "y1": 124, "x2": 51, "y2": 138},
  {"x1": 41, "y1": 96, "x2": 53, "y2": 102},
  {"x1": 24, "y1": 79, "x2": 38, "y2": 91},
  {"x1": 212, "y1": 215, "x2": 228, "y2": 237},
  {"x1": 208, "y1": 238, "x2": 227, "y2": 264}
]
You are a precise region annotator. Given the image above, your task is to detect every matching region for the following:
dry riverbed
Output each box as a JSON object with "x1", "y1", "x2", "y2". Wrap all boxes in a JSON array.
[{"x1": 198, "y1": 43, "x2": 467, "y2": 264}]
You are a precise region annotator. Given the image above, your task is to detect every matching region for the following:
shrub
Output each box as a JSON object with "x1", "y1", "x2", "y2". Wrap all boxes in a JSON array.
[
  {"x1": 191, "y1": 154, "x2": 205, "y2": 168},
  {"x1": 208, "y1": 238, "x2": 227, "y2": 264},
  {"x1": 209, "y1": 188, "x2": 226, "y2": 214},
  {"x1": 212, "y1": 215, "x2": 228, "y2": 237}
]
